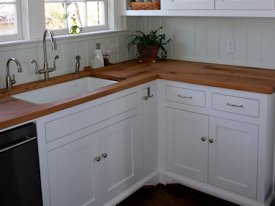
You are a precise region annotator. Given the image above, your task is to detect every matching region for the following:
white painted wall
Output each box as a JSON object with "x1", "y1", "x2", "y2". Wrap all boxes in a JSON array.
[{"x1": 132, "y1": 17, "x2": 275, "y2": 69}]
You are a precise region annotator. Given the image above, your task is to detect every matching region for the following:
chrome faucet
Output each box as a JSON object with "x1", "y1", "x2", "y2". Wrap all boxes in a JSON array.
[
  {"x1": 35, "y1": 29, "x2": 59, "y2": 81},
  {"x1": 5, "y1": 58, "x2": 22, "y2": 90}
]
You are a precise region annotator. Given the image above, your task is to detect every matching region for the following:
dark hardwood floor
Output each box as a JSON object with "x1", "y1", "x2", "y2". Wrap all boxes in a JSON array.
[{"x1": 117, "y1": 184, "x2": 239, "y2": 206}]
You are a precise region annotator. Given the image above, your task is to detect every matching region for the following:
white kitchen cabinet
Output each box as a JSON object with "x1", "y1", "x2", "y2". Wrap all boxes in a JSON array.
[
  {"x1": 208, "y1": 117, "x2": 258, "y2": 198},
  {"x1": 123, "y1": 0, "x2": 275, "y2": 16},
  {"x1": 166, "y1": 0, "x2": 273, "y2": 10},
  {"x1": 215, "y1": 0, "x2": 274, "y2": 10},
  {"x1": 159, "y1": 80, "x2": 274, "y2": 205},
  {"x1": 166, "y1": 108, "x2": 208, "y2": 182},
  {"x1": 36, "y1": 89, "x2": 141, "y2": 206},
  {"x1": 35, "y1": 79, "x2": 274, "y2": 206},
  {"x1": 99, "y1": 115, "x2": 141, "y2": 203},
  {"x1": 166, "y1": 109, "x2": 258, "y2": 198},
  {"x1": 166, "y1": 0, "x2": 214, "y2": 10},
  {"x1": 47, "y1": 132, "x2": 100, "y2": 206},
  {"x1": 47, "y1": 114, "x2": 140, "y2": 206}
]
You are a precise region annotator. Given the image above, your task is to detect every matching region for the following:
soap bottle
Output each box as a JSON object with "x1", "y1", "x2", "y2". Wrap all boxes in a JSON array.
[{"x1": 94, "y1": 43, "x2": 104, "y2": 67}]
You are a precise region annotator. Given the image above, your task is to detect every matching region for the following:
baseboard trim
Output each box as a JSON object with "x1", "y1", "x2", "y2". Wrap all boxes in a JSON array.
[
  {"x1": 159, "y1": 169, "x2": 274, "y2": 206},
  {"x1": 103, "y1": 170, "x2": 159, "y2": 206},
  {"x1": 103, "y1": 169, "x2": 274, "y2": 206}
]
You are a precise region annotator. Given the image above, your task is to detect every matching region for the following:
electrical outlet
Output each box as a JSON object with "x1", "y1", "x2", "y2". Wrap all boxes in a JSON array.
[{"x1": 226, "y1": 39, "x2": 235, "y2": 53}]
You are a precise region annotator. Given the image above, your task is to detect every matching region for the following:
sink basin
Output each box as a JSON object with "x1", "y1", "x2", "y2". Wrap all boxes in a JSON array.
[{"x1": 12, "y1": 77, "x2": 117, "y2": 104}]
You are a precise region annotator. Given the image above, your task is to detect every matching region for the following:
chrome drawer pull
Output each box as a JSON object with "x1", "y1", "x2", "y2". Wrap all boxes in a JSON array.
[
  {"x1": 178, "y1": 94, "x2": 192, "y2": 99},
  {"x1": 226, "y1": 103, "x2": 244, "y2": 108}
]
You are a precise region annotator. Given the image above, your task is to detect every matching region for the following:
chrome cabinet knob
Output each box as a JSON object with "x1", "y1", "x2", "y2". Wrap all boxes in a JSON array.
[
  {"x1": 102, "y1": 153, "x2": 108, "y2": 158},
  {"x1": 201, "y1": 137, "x2": 207, "y2": 142},
  {"x1": 95, "y1": 156, "x2": 101, "y2": 162}
]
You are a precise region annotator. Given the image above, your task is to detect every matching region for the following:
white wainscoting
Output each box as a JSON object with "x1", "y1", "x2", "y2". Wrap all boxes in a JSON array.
[{"x1": 130, "y1": 17, "x2": 275, "y2": 70}]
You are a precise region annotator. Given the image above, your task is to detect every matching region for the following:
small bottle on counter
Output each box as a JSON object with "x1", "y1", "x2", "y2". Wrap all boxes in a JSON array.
[
  {"x1": 103, "y1": 49, "x2": 110, "y2": 66},
  {"x1": 92, "y1": 43, "x2": 104, "y2": 69}
]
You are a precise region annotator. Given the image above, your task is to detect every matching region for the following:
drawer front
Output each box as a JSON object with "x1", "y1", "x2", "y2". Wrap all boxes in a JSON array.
[
  {"x1": 212, "y1": 93, "x2": 260, "y2": 117},
  {"x1": 166, "y1": 86, "x2": 206, "y2": 108},
  {"x1": 45, "y1": 93, "x2": 138, "y2": 142}
]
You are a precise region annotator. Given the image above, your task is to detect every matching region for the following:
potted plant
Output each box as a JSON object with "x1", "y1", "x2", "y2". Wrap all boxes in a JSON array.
[{"x1": 127, "y1": 27, "x2": 171, "y2": 62}]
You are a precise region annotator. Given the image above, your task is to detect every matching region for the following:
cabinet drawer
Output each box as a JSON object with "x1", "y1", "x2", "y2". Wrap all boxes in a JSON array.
[
  {"x1": 212, "y1": 93, "x2": 260, "y2": 117},
  {"x1": 45, "y1": 93, "x2": 138, "y2": 142},
  {"x1": 166, "y1": 86, "x2": 206, "y2": 108}
]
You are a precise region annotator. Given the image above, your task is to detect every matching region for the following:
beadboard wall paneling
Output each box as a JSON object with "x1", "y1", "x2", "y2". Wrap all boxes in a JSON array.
[
  {"x1": 0, "y1": 31, "x2": 136, "y2": 89},
  {"x1": 135, "y1": 17, "x2": 275, "y2": 69},
  {"x1": 2, "y1": 17, "x2": 275, "y2": 90}
]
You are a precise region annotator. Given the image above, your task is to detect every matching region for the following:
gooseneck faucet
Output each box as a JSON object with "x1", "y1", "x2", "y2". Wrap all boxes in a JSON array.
[
  {"x1": 35, "y1": 29, "x2": 59, "y2": 82},
  {"x1": 6, "y1": 58, "x2": 22, "y2": 90}
]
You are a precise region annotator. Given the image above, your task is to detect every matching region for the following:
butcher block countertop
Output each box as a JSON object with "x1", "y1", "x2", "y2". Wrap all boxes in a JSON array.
[{"x1": 1, "y1": 59, "x2": 275, "y2": 130}]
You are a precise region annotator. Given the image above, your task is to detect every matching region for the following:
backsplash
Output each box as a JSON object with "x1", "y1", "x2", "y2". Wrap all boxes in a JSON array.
[
  {"x1": 0, "y1": 30, "x2": 136, "y2": 89},
  {"x1": 129, "y1": 16, "x2": 275, "y2": 70}
]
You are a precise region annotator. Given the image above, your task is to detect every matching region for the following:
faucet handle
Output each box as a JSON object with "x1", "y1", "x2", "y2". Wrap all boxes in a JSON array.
[
  {"x1": 75, "y1": 55, "x2": 81, "y2": 74},
  {"x1": 11, "y1": 74, "x2": 16, "y2": 85},
  {"x1": 53, "y1": 55, "x2": 59, "y2": 70},
  {"x1": 30, "y1": 59, "x2": 39, "y2": 74}
]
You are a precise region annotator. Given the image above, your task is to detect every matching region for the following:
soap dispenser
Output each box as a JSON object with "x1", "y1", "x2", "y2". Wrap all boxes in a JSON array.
[{"x1": 92, "y1": 43, "x2": 104, "y2": 69}]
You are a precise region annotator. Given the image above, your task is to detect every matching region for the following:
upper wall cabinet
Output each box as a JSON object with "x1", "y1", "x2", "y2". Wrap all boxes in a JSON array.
[
  {"x1": 215, "y1": 0, "x2": 274, "y2": 9},
  {"x1": 166, "y1": 0, "x2": 214, "y2": 10},
  {"x1": 123, "y1": 0, "x2": 275, "y2": 17}
]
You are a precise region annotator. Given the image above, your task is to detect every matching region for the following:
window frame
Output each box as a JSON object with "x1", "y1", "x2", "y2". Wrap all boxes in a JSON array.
[
  {"x1": 44, "y1": 0, "x2": 109, "y2": 36},
  {"x1": 0, "y1": 0, "x2": 23, "y2": 42}
]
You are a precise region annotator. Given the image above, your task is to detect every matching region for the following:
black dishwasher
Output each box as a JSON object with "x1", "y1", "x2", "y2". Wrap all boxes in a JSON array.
[{"x1": 0, "y1": 123, "x2": 43, "y2": 206}]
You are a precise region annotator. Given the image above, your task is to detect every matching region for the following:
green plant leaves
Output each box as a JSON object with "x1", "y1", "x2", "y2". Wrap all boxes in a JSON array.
[{"x1": 127, "y1": 27, "x2": 171, "y2": 59}]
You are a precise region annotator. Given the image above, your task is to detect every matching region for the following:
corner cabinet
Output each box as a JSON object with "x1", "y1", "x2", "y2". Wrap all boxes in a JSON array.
[{"x1": 159, "y1": 80, "x2": 275, "y2": 206}]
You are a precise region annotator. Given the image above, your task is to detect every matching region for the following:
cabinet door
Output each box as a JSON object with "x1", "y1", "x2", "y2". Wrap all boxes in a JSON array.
[
  {"x1": 215, "y1": 0, "x2": 274, "y2": 9},
  {"x1": 99, "y1": 115, "x2": 141, "y2": 203},
  {"x1": 167, "y1": 108, "x2": 209, "y2": 182},
  {"x1": 140, "y1": 85, "x2": 158, "y2": 176},
  {"x1": 48, "y1": 134, "x2": 100, "y2": 206},
  {"x1": 166, "y1": 0, "x2": 214, "y2": 10},
  {"x1": 208, "y1": 117, "x2": 258, "y2": 198}
]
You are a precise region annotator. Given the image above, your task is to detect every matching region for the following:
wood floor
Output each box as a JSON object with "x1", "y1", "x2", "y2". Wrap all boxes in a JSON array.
[{"x1": 117, "y1": 184, "x2": 239, "y2": 206}]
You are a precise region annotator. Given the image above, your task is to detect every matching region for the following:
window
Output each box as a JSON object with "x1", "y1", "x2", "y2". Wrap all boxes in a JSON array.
[
  {"x1": 0, "y1": 0, "x2": 22, "y2": 41},
  {"x1": 44, "y1": 0, "x2": 107, "y2": 35}
]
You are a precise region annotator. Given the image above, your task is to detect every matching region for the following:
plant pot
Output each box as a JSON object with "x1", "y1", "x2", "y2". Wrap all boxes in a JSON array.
[{"x1": 137, "y1": 45, "x2": 160, "y2": 63}]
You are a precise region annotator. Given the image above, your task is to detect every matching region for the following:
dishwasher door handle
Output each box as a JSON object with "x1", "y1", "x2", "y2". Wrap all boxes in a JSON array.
[{"x1": 0, "y1": 136, "x2": 37, "y2": 153}]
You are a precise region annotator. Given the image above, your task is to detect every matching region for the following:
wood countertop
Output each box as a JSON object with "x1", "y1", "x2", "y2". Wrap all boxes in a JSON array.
[{"x1": 1, "y1": 59, "x2": 275, "y2": 130}]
